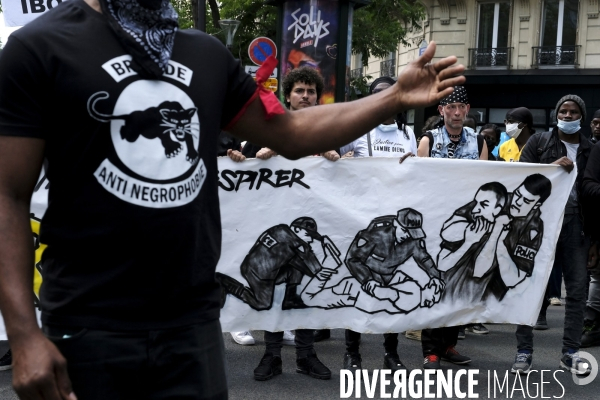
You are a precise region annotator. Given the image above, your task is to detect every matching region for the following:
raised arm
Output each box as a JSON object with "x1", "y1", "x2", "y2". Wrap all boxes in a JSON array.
[
  {"x1": 228, "y1": 42, "x2": 465, "y2": 159},
  {"x1": 0, "y1": 136, "x2": 75, "y2": 400}
]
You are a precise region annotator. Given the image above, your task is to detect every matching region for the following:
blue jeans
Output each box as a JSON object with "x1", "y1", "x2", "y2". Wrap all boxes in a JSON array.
[
  {"x1": 516, "y1": 213, "x2": 589, "y2": 354},
  {"x1": 587, "y1": 268, "x2": 600, "y2": 317}
]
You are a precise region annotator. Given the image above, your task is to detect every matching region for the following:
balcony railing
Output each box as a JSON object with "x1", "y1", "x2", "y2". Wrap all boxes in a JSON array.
[
  {"x1": 467, "y1": 47, "x2": 512, "y2": 69},
  {"x1": 350, "y1": 67, "x2": 363, "y2": 79},
  {"x1": 532, "y1": 45, "x2": 580, "y2": 67},
  {"x1": 380, "y1": 59, "x2": 396, "y2": 77}
]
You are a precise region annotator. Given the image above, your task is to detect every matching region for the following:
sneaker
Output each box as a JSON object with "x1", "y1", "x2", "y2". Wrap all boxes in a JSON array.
[
  {"x1": 560, "y1": 351, "x2": 591, "y2": 375},
  {"x1": 581, "y1": 319, "x2": 600, "y2": 348},
  {"x1": 457, "y1": 326, "x2": 466, "y2": 340},
  {"x1": 466, "y1": 323, "x2": 489, "y2": 334},
  {"x1": 297, "y1": 352, "x2": 331, "y2": 380},
  {"x1": 550, "y1": 297, "x2": 562, "y2": 306},
  {"x1": 282, "y1": 330, "x2": 295, "y2": 346},
  {"x1": 423, "y1": 354, "x2": 441, "y2": 370},
  {"x1": 383, "y1": 353, "x2": 408, "y2": 372},
  {"x1": 534, "y1": 314, "x2": 548, "y2": 330},
  {"x1": 231, "y1": 331, "x2": 255, "y2": 345},
  {"x1": 343, "y1": 352, "x2": 362, "y2": 371},
  {"x1": 404, "y1": 330, "x2": 421, "y2": 341},
  {"x1": 510, "y1": 352, "x2": 532, "y2": 374},
  {"x1": 314, "y1": 329, "x2": 331, "y2": 342},
  {"x1": 253, "y1": 353, "x2": 282, "y2": 381},
  {"x1": 442, "y1": 346, "x2": 471, "y2": 365},
  {"x1": 0, "y1": 350, "x2": 11, "y2": 371}
]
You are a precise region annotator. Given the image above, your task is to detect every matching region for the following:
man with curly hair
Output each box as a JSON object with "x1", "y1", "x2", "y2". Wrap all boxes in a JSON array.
[{"x1": 230, "y1": 67, "x2": 340, "y2": 162}]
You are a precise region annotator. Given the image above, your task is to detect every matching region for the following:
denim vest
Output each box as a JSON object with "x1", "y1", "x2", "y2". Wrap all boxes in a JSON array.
[{"x1": 429, "y1": 126, "x2": 479, "y2": 160}]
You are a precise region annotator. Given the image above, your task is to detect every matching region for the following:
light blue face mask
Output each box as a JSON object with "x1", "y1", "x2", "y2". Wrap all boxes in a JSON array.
[
  {"x1": 557, "y1": 118, "x2": 581, "y2": 135},
  {"x1": 378, "y1": 123, "x2": 397, "y2": 132}
]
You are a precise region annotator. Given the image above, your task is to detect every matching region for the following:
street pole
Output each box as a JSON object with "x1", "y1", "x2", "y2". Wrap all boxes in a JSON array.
[
  {"x1": 197, "y1": 0, "x2": 206, "y2": 32},
  {"x1": 219, "y1": 19, "x2": 241, "y2": 54}
]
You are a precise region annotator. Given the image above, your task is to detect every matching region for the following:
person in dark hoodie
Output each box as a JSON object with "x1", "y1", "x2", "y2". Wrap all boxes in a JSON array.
[{"x1": 510, "y1": 94, "x2": 593, "y2": 376}]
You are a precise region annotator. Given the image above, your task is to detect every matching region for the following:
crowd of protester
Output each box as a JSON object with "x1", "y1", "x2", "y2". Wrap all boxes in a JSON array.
[{"x1": 222, "y1": 71, "x2": 600, "y2": 381}]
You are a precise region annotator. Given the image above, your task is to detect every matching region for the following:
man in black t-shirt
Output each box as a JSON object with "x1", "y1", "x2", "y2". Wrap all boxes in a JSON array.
[{"x1": 0, "y1": 1, "x2": 466, "y2": 398}]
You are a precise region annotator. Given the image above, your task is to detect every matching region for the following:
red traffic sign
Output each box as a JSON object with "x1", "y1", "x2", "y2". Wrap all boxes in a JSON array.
[{"x1": 248, "y1": 37, "x2": 277, "y2": 66}]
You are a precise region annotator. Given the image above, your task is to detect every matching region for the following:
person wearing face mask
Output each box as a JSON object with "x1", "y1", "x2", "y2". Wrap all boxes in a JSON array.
[
  {"x1": 338, "y1": 77, "x2": 418, "y2": 159},
  {"x1": 498, "y1": 108, "x2": 535, "y2": 162},
  {"x1": 480, "y1": 124, "x2": 502, "y2": 161},
  {"x1": 335, "y1": 76, "x2": 419, "y2": 373},
  {"x1": 513, "y1": 94, "x2": 594, "y2": 376}
]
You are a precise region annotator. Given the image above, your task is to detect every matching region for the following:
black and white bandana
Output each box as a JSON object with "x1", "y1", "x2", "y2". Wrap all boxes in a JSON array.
[
  {"x1": 100, "y1": 0, "x2": 179, "y2": 79},
  {"x1": 439, "y1": 86, "x2": 468, "y2": 106}
]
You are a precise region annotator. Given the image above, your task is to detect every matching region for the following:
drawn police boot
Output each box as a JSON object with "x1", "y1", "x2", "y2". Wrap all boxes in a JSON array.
[
  {"x1": 282, "y1": 284, "x2": 307, "y2": 310},
  {"x1": 215, "y1": 273, "x2": 246, "y2": 304}
]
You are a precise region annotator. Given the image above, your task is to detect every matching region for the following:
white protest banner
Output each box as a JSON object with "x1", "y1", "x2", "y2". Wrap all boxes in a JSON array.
[
  {"x1": 2, "y1": 0, "x2": 69, "y2": 28},
  {"x1": 216, "y1": 156, "x2": 576, "y2": 334}
]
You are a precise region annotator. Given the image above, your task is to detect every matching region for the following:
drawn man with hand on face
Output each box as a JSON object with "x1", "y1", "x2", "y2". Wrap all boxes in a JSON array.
[{"x1": 437, "y1": 182, "x2": 508, "y2": 304}]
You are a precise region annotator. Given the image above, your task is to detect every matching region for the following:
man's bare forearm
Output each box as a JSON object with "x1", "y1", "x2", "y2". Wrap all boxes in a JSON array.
[
  {"x1": 0, "y1": 136, "x2": 46, "y2": 345},
  {"x1": 0, "y1": 197, "x2": 42, "y2": 345},
  {"x1": 229, "y1": 43, "x2": 465, "y2": 159},
  {"x1": 230, "y1": 88, "x2": 401, "y2": 159}
]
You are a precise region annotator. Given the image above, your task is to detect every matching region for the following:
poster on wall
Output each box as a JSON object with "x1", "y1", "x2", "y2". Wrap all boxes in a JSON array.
[{"x1": 280, "y1": 0, "x2": 340, "y2": 104}]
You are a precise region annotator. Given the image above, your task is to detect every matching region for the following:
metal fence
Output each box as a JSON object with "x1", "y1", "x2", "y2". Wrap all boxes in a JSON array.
[
  {"x1": 467, "y1": 47, "x2": 512, "y2": 69},
  {"x1": 350, "y1": 67, "x2": 363, "y2": 79},
  {"x1": 532, "y1": 45, "x2": 580, "y2": 67}
]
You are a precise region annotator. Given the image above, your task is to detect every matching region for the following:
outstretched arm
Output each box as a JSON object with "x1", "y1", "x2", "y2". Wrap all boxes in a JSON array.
[
  {"x1": 0, "y1": 136, "x2": 76, "y2": 400},
  {"x1": 228, "y1": 42, "x2": 465, "y2": 159}
]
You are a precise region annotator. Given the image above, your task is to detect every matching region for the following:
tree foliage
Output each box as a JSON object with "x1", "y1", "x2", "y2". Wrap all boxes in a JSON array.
[
  {"x1": 174, "y1": 0, "x2": 424, "y2": 66},
  {"x1": 353, "y1": 0, "x2": 425, "y2": 63}
]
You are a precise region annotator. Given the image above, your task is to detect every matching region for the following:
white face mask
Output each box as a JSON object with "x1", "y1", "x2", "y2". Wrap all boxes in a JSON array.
[
  {"x1": 378, "y1": 123, "x2": 397, "y2": 132},
  {"x1": 557, "y1": 118, "x2": 581, "y2": 135},
  {"x1": 505, "y1": 122, "x2": 523, "y2": 139}
]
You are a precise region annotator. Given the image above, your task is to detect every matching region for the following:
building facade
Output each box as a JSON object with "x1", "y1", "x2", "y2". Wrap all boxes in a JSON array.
[{"x1": 354, "y1": 0, "x2": 600, "y2": 136}]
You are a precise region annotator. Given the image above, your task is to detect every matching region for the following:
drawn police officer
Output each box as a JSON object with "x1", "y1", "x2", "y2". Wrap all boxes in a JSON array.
[{"x1": 217, "y1": 217, "x2": 341, "y2": 311}]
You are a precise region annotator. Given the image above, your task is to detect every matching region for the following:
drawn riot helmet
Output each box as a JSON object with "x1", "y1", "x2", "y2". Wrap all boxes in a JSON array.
[{"x1": 291, "y1": 217, "x2": 322, "y2": 241}]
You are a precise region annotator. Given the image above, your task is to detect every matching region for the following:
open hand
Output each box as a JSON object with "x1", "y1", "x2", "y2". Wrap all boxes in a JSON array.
[{"x1": 393, "y1": 42, "x2": 466, "y2": 110}]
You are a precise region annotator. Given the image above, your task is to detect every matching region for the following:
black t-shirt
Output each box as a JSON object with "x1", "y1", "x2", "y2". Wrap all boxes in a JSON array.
[{"x1": 0, "y1": 0, "x2": 256, "y2": 330}]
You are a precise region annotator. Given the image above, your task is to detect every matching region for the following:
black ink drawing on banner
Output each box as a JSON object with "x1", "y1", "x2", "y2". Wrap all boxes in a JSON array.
[
  {"x1": 436, "y1": 174, "x2": 551, "y2": 304},
  {"x1": 217, "y1": 217, "x2": 342, "y2": 311},
  {"x1": 301, "y1": 208, "x2": 445, "y2": 314},
  {"x1": 88, "y1": 92, "x2": 199, "y2": 163}
]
